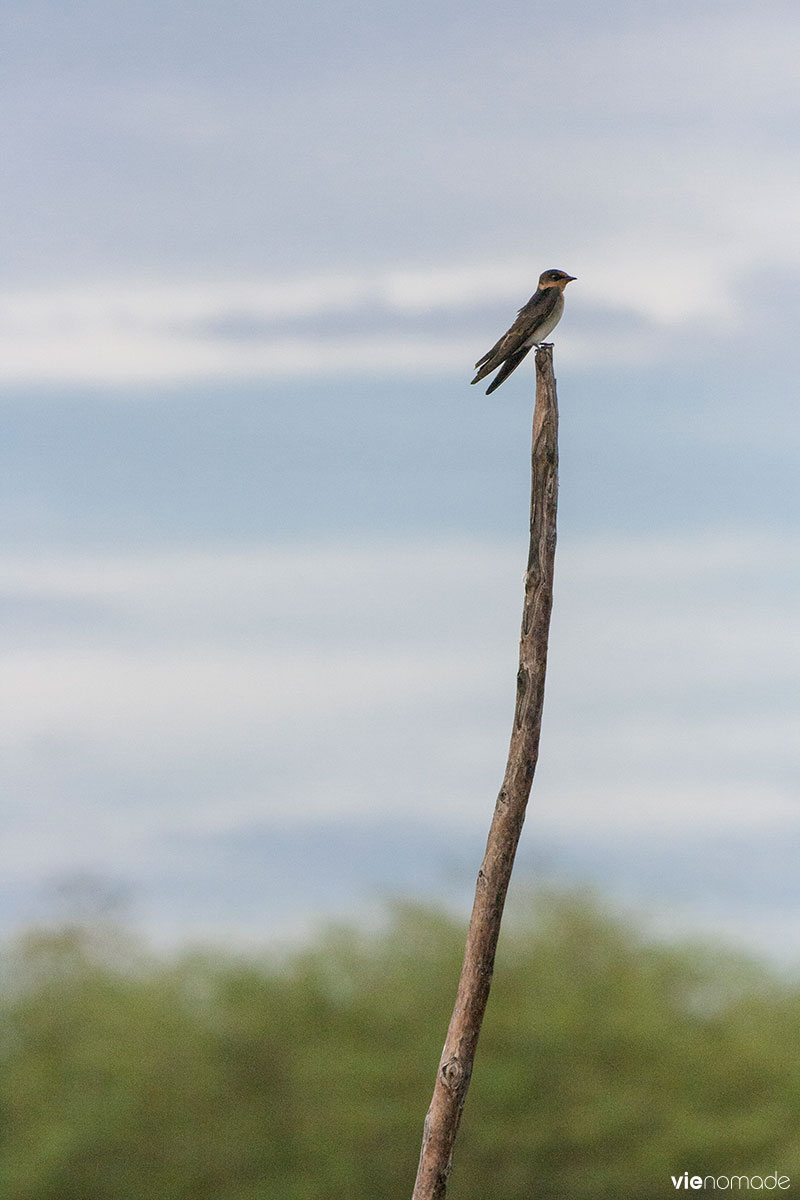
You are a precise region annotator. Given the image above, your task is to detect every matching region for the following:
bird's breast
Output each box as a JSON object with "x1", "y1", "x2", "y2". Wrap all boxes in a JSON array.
[{"x1": 523, "y1": 292, "x2": 565, "y2": 346}]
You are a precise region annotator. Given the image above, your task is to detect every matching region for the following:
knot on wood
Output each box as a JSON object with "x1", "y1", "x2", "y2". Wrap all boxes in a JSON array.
[{"x1": 440, "y1": 1055, "x2": 465, "y2": 1091}]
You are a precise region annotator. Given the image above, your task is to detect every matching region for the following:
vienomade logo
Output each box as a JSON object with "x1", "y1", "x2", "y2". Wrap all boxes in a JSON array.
[{"x1": 670, "y1": 1172, "x2": 790, "y2": 1191}]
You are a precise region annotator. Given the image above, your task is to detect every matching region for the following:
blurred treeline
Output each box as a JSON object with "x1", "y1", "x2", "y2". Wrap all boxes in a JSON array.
[{"x1": 2, "y1": 889, "x2": 800, "y2": 1200}]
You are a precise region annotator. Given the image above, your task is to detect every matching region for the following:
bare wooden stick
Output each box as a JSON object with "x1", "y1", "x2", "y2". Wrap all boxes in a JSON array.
[{"x1": 411, "y1": 345, "x2": 559, "y2": 1200}]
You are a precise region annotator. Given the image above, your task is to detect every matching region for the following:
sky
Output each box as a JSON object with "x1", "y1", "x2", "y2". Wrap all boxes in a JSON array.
[{"x1": 2, "y1": 0, "x2": 799, "y2": 954}]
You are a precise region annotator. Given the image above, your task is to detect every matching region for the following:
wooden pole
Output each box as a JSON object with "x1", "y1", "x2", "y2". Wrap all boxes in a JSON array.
[{"x1": 411, "y1": 345, "x2": 559, "y2": 1200}]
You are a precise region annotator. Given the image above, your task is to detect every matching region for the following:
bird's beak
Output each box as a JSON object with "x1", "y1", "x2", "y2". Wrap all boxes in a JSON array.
[{"x1": 564, "y1": 275, "x2": 577, "y2": 283}]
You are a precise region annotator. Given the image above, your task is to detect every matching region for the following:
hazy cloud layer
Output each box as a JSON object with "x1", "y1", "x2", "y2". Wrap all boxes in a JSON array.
[
  {"x1": 3, "y1": 534, "x2": 797, "y2": 902},
  {"x1": 0, "y1": 244, "x2": 796, "y2": 385},
  {"x1": 3, "y1": 0, "x2": 798, "y2": 949},
  {"x1": 4, "y1": 1, "x2": 799, "y2": 385}
]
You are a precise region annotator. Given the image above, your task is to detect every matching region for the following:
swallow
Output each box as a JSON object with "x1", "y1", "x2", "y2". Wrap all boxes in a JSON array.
[{"x1": 471, "y1": 269, "x2": 576, "y2": 395}]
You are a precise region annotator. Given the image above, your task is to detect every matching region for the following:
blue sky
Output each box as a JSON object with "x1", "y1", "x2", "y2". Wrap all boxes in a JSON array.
[{"x1": 2, "y1": 0, "x2": 799, "y2": 953}]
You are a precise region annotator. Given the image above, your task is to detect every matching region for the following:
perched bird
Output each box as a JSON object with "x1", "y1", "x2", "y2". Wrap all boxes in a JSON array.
[{"x1": 471, "y1": 269, "x2": 576, "y2": 395}]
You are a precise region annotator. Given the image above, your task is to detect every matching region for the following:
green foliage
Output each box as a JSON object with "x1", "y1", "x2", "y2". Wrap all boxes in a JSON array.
[{"x1": 1, "y1": 891, "x2": 799, "y2": 1199}]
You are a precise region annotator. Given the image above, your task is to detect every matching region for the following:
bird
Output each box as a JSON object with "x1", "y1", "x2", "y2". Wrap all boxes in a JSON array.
[{"x1": 471, "y1": 269, "x2": 576, "y2": 395}]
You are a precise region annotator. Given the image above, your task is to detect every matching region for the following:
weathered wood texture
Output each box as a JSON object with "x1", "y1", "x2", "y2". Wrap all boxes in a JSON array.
[{"x1": 411, "y1": 345, "x2": 559, "y2": 1200}]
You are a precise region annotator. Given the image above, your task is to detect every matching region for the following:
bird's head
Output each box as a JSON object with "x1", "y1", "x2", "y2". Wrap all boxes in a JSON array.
[{"x1": 538, "y1": 269, "x2": 577, "y2": 290}]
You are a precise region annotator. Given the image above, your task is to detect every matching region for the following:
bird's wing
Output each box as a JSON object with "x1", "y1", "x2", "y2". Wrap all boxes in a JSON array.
[
  {"x1": 471, "y1": 308, "x2": 533, "y2": 382},
  {"x1": 483, "y1": 344, "x2": 532, "y2": 395},
  {"x1": 470, "y1": 289, "x2": 558, "y2": 385}
]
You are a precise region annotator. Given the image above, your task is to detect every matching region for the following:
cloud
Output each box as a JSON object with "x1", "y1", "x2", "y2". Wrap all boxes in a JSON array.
[
  {"x1": 3, "y1": 529, "x2": 798, "y2": 888},
  {"x1": 5, "y1": 1, "x2": 799, "y2": 387},
  {"x1": 0, "y1": 242, "x2": 790, "y2": 386}
]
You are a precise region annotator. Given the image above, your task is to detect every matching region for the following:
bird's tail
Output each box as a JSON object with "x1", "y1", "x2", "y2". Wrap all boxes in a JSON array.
[
  {"x1": 470, "y1": 335, "x2": 507, "y2": 385},
  {"x1": 483, "y1": 345, "x2": 532, "y2": 395},
  {"x1": 470, "y1": 364, "x2": 492, "y2": 385}
]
